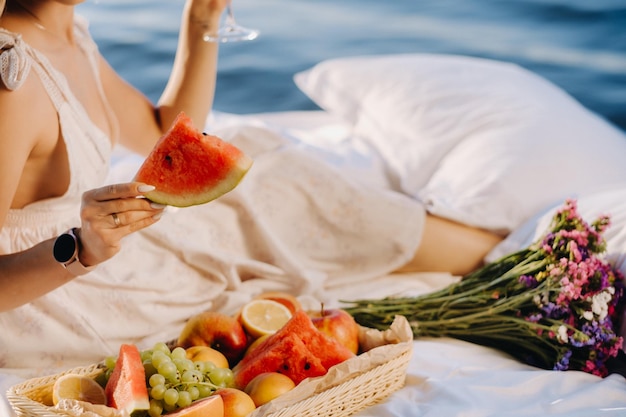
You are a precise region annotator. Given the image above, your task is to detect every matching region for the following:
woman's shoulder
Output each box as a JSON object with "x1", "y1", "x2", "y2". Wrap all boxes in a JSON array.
[
  {"x1": 0, "y1": 14, "x2": 95, "y2": 91},
  {"x1": 0, "y1": 27, "x2": 54, "y2": 134}
]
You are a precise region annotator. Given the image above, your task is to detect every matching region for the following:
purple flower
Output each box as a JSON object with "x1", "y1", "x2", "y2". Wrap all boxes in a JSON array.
[
  {"x1": 541, "y1": 302, "x2": 569, "y2": 320},
  {"x1": 554, "y1": 350, "x2": 572, "y2": 371},
  {"x1": 519, "y1": 275, "x2": 538, "y2": 288}
]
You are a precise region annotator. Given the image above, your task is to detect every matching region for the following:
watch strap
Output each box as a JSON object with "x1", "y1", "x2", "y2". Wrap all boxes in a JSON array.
[{"x1": 59, "y1": 228, "x2": 95, "y2": 276}]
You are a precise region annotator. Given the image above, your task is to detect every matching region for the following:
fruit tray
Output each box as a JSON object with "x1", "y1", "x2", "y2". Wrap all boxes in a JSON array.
[{"x1": 7, "y1": 315, "x2": 413, "y2": 417}]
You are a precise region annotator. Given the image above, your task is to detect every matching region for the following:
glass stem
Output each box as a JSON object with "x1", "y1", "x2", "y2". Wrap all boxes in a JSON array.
[{"x1": 225, "y1": 5, "x2": 237, "y2": 26}]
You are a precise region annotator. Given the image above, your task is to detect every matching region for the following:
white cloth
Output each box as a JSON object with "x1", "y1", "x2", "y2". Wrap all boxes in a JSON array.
[{"x1": 0, "y1": 16, "x2": 425, "y2": 406}]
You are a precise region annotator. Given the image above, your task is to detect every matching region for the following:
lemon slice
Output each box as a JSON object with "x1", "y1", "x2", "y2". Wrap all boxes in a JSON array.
[
  {"x1": 52, "y1": 374, "x2": 107, "y2": 406},
  {"x1": 240, "y1": 299, "x2": 292, "y2": 338}
]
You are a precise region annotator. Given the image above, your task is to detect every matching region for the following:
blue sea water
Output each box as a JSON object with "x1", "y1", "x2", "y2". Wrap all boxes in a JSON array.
[{"x1": 77, "y1": 0, "x2": 626, "y2": 132}]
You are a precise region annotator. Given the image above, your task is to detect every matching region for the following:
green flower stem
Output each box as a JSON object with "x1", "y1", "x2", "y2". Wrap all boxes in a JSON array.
[{"x1": 343, "y1": 200, "x2": 623, "y2": 376}]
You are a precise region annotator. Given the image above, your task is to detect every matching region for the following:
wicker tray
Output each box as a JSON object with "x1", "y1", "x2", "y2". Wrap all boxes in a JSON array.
[{"x1": 8, "y1": 316, "x2": 413, "y2": 417}]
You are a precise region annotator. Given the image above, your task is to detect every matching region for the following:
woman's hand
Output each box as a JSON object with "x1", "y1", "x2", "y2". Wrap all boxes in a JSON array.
[{"x1": 78, "y1": 183, "x2": 166, "y2": 267}]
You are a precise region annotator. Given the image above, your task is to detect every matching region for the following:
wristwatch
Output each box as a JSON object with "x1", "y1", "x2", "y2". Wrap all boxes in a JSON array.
[{"x1": 53, "y1": 228, "x2": 95, "y2": 276}]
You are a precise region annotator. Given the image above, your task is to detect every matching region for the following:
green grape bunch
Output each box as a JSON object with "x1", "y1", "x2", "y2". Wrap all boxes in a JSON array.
[{"x1": 101, "y1": 342, "x2": 235, "y2": 417}]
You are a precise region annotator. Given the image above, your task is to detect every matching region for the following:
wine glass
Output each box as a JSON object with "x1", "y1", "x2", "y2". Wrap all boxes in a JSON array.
[{"x1": 203, "y1": 3, "x2": 259, "y2": 43}]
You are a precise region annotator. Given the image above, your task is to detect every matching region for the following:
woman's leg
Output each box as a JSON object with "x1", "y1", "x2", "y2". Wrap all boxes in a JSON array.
[{"x1": 396, "y1": 214, "x2": 504, "y2": 276}]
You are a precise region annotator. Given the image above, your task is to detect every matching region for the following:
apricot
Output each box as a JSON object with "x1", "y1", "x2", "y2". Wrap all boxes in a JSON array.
[
  {"x1": 244, "y1": 372, "x2": 296, "y2": 407},
  {"x1": 185, "y1": 346, "x2": 229, "y2": 369},
  {"x1": 213, "y1": 388, "x2": 257, "y2": 417}
]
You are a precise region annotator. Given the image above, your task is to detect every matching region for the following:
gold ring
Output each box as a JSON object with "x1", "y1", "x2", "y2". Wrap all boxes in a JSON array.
[{"x1": 112, "y1": 212, "x2": 121, "y2": 227}]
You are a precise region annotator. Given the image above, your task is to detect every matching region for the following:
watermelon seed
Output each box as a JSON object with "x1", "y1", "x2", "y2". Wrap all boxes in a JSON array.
[
  {"x1": 164, "y1": 154, "x2": 173, "y2": 167},
  {"x1": 304, "y1": 362, "x2": 311, "y2": 370}
]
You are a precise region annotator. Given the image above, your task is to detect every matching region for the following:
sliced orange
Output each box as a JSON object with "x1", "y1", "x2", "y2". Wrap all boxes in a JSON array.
[
  {"x1": 240, "y1": 299, "x2": 292, "y2": 339},
  {"x1": 253, "y1": 291, "x2": 302, "y2": 314},
  {"x1": 52, "y1": 374, "x2": 107, "y2": 406}
]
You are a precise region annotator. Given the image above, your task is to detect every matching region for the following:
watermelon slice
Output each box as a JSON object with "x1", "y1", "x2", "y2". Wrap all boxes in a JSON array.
[
  {"x1": 104, "y1": 344, "x2": 150, "y2": 414},
  {"x1": 233, "y1": 310, "x2": 355, "y2": 388},
  {"x1": 278, "y1": 309, "x2": 355, "y2": 370},
  {"x1": 233, "y1": 332, "x2": 327, "y2": 387},
  {"x1": 134, "y1": 111, "x2": 253, "y2": 207}
]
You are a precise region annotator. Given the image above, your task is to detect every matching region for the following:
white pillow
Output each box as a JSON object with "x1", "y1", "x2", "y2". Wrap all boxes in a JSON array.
[
  {"x1": 294, "y1": 54, "x2": 626, "y2": 232},
  {"x1": 485, "y1": 185, "x2": 626, "y2": 278}
]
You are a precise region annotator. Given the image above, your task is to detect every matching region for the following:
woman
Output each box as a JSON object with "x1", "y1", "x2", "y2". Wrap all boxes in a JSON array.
[
  {"x1": 0, "y1": 0, "x2": 501, "y2": 396},
  {"x1": 0, "y1": 0, "x2": 226, "y2": 310}
]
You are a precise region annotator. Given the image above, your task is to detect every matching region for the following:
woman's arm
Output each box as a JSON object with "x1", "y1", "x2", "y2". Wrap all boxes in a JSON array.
[
  {"x1": 102, "y1": 0, "x2": 227, "y2": 156},
  {"x1": 0, "y1": 239, "x2": 74, "y2": 312},
  {"x1": 158, "y1": 0, "x2": 226, "y2": 131},
  {"x1": 0, "y1": 182, "x2": 164, "y2": 312}
]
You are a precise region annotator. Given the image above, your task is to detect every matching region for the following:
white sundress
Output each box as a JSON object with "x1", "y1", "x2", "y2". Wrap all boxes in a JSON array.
[{"x1": 0, "y1": 15, "x2": 425, "y2": 402}]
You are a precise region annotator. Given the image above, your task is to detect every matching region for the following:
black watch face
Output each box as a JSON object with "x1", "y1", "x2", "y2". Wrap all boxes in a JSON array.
[{"x1": 53, "y1": 233, "x2": 77, "y2": 263}]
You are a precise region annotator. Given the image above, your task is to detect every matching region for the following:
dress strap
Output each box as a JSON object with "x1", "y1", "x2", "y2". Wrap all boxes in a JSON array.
[{"x1": 0, "y1": 32, "x2": 32, "y2": 91}]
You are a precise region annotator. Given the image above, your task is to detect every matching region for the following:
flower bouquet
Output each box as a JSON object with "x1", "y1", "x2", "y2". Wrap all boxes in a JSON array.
[{"x1": 344, "y1": 199, "x2": 625, "y2": 377}]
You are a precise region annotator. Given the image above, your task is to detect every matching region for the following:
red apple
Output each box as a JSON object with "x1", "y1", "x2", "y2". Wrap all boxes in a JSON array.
[
  {"x1": 308, "y1": 306, "x2": 360, "y2": 354},
  {"x1": 177, "y1": 311, "x2": 248, "y2": 366}
]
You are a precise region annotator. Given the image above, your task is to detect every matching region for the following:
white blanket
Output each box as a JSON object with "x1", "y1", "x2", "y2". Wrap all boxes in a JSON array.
[
  {"x1": 3, "y1": 109, "x2": 625, "y2": 417},
  {"x1": 210, "y1": 111, "x2": 626, "y2": 417}
]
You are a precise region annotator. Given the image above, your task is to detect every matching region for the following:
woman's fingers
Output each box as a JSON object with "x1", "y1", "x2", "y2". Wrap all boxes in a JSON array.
[
  {"x1": 106, "y1": 203, "x2": 165, "y2": 231},
  {"x1": 77, "y1": 183, "x2": 166, "y2": 266},
  {"x1": 85, "y1": 182, "x2": 156, "y2": 202},
  {"x1": 82, "y1": 182, "x2": 165, "y2": 228}
]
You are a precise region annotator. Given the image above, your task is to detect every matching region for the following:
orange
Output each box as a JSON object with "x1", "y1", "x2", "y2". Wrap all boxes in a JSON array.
[
  {"x1": 244, "y1": 372, "x2": 296, "y2": 407},
  {"x1": 253, "y1": 291, "x2": 302, "y2": 314},
  {"x1": 239, "y1": 299, "x2": 292, "y2": 339},
  {"x1": 52, "y1": 374, "x2": 107, "y2": 406}
]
